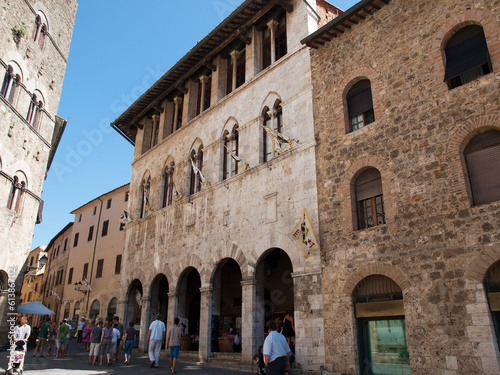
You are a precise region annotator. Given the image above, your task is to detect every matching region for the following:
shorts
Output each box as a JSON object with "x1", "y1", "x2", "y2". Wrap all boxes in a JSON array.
[
  {"x1": 101, "y1": 338, "x2": 112, "y2": 355},
  {"x1": 110, "y1": 341, "x2": 117, "y2": 353},
  {"x1": 89, "y1": 342, "x2": 100, "y2": 357},
  {"x1": 57, "y1": 338, "x2": 68, "y2": 348},
  {"x1": 37, "y1": 337, "x2": 47, "y2": 347},
  {"x1": 169, "y1": 345, "x2": 180, "y2": 359}
]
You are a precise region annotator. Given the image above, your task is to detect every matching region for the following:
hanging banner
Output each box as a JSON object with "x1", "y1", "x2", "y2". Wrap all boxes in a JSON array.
[{"x1": 291, "y1": 209, "x2": 319, "y2": 258}]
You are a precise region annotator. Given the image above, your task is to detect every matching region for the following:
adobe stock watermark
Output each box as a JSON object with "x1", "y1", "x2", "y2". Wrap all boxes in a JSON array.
[
  {"x1": 213, "y1": 0, "x2": 242, "y2": 20},
  {"x1": 52, "y1": 65, "x2": 163, "y2": 182}
]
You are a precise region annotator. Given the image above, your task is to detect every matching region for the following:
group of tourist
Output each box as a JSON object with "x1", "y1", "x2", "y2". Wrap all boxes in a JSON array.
[{"x1": 33, "y1": 317, "x2": 72, "y2": 358}]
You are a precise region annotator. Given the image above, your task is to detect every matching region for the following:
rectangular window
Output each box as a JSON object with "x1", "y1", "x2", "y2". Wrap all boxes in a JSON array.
[
  {"x1": 115, "y1": 254, "x2": 122, "y2": 275},
  {"x1": 226, "y1": 56, "x2": 233, "y2": 95},
  {"x1": 196, "y1": 80, "x2": 202, "y2": 116},
  {"x1": 56, "y1": 246, "x2": 60, "y2": 256},
  {"x1": 262, "y1": 27, "x2": 271, "y2": 69},
  {"x1": 203, "y1": 76, "x2": 212, "y2": 111},
  {"x1": 107, "y1": 199, "x2": 112, "y2": 209},
  {"x1": 63, "y1": 238, "x2": 68, "y2": 251},
  {"x1": 236, "y1": 49, "x2": 246, "y2": 88},
  {"x1": 124, "y1": 191, "x2": 129, "y2": 202},
  {"x1": 102, "y1": 220, "x2": 109, "y2": 237},
  {"x1": 88, "y1": 225, "x2": 94, "y2": 241},
  {"x1": 93, "y1": 206, "x2": 97, "y2": 215},
  {"x1": 358, "y1": 195, "x2": 386, "y2": 230},
  {"x1": 96, "y1": 259, "x2": 104, "y2": 278},
  {"x1": 275, "y1": 14, "x2": 287, "y2": 61},
  {"x1": 29, "y1": 256, "x2": 34, "y2": 267},
  {"x1": 78, "y1": 214, "x2": 82, "y2": 222},
  {"x1": 82, "y1": 263, "x2": 89, "y2": 280},
  {"x1": 73, "y1": 233, "x2": 79, "y2": 247},
  {"x1": 67, "y1": 267, "x2": 73, "y2": 284}
]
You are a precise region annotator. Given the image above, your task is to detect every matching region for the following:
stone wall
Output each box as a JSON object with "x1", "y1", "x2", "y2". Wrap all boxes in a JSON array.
[
  {"x1": 309, "y1": 0, "x2": 500, "y2": 374},
  {"x1": 0, "y1": 0, "x2": 77, "y2": 347}
]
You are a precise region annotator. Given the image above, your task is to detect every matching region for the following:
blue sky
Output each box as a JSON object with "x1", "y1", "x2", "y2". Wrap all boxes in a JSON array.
[{"x1": 32, "y1": 0, "x2": 358, "y2": 248}]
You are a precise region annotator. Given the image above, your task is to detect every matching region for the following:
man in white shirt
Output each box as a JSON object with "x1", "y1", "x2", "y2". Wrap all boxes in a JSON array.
[
  {"x1": 7, "y1": 317, "x2": 31, "y2": 372},
  {"x1": 77, "y1": 318, "x2": 86, "y2": 343},
  {"x1": 263, "y1": 320, "x2": 291, "y2": 375},
  {"x1": 146, "y1": 314, "x2": 166, "y2": 368}
]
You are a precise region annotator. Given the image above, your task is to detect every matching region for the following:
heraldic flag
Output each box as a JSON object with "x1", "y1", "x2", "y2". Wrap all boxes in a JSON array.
[{"x1": 291, "y1": 209, "x2": 319, "y2": 258}]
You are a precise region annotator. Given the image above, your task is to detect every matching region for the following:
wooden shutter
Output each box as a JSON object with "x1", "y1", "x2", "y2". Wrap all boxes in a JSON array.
[
  {"x1": 465, "y1": 131, "x2": 500, "y2": 205},
  {"x1": 347, "y1": 80, "x2": 373, "y2": 118},
  {"x1": 444, "y1": 25, "x2": 491, "y2": 82},
  {"x1": 355, "y1": 169, "x2": 383, "y2": 201}
]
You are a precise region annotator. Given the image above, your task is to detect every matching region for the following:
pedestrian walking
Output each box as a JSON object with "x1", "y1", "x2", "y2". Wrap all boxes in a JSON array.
[
  {"x1": 77, "y1": 318, "x2": 86, "y2": 343},
  {"x1": 146, "y1": 314, "x2": 166, "y2": 369},
  {"x1": 166, "y1": 317, "x2": 182, "y2": 374},
  {"x1": 122, "y1": 321, "x2": 136, "y2": 365},
  {"x1": 34, "y1": 317, "x2": 50, "y2": 357},
  {"x1": 88, "y1": 320, "x2": 103, "y2": 365},
  {"x1": 263, "y1": 320, "x2": 291, "y2": 375},
  {"x1": 112, "y1": 316, "x2": 124, "y2": 361}
]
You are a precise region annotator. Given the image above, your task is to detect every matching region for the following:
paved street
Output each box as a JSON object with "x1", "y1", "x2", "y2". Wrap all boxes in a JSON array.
[{"x1": 0, "y1": 342, "x2": 254, "y2": 375}]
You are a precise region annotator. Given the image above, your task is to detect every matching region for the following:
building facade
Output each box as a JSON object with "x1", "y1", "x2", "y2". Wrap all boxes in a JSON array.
[
  {"x1": 19, "y1": 245, "x2": 47, "y2": 327},
  {"x1": 61, "y1": 183, "x2": 129, "y2": 323},
  {"x1": 0, "y1": 0, "x2": 77, "y2": 345},
  {"x1": 112, "y1": 0, "x2": 340, "y2": 371},
  {"x1": 42, "y1": 222, "x2": 73, "y2": 323},
  {"x1": 303, "y1": 0, "x2": 500, "y2": 374}
]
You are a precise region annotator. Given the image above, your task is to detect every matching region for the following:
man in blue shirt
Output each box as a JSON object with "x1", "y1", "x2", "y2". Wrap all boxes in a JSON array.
[
  {"x1": 146, "y1": 314, "x2": 166, "y2": 368},
  {"x1": 263, "y1": 320, "x2": 291, "y2": 375}
]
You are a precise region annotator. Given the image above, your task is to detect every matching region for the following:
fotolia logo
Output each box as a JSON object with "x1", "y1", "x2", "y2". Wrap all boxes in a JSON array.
[{"x1": 213, "y1": 0, "x2": 244, "y2": 21}]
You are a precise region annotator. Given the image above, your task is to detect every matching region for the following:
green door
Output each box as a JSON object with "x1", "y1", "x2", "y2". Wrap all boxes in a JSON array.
[{"x1": 359, "y1": 317, "x2": 411, "y2": 375}]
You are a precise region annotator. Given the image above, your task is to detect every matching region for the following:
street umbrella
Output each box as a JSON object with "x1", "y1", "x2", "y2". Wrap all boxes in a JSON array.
[{"x1": 17, "y1": 301, "x2": 55, "y2": 315}]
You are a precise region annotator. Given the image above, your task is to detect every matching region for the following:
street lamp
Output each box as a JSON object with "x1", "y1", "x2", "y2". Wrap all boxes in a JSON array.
[{"x1": 74, "y1": 279, "x2": 92, "y2": 294}]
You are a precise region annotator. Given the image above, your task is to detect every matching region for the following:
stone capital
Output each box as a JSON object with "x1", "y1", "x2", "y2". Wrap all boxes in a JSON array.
[{"x1": 267, "y1": 19, "x2": 279, "y2": 32}]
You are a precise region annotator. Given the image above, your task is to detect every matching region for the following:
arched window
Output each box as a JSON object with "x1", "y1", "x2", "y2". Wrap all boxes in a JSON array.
[
  {"x1": 189, "y1": 147, "x2": 203, "y2": 195},
  {"x1": 463, "y1": 130, "x2": 500, "y2": 206},
  {"x1": 262, "y1": 101, "x2": 283, "y2": 162},
  {"x1": 7, "y1": 172, "x2": 27, "y2": 213},
  {"x1": 347, "y1": 79, "x2": 374, "y2": 133},
  {"x1": 1, "y1": 65, "x2": 21, "y2": 105},
  {"x1": 484, "y1": 261, "x2": 500, "y2": 351},
  {"x1": 444, "y1": 25, "x2": 492, "y2": 89},
  {"x1": 27, "y1": 92, "x2": 44, "y2": 129},
  {"x1": 223, "y1": 126, "x2": 239, "y2": 180},
  {"x1": 162, "y1": 165, "x2": 174, "y2": 207},
  {"x1": 354, "y1": 168, "x2": 385, "y2": 230},
  {"x1": 32, "y1": 13, "x2": 48, "y2": 48}
]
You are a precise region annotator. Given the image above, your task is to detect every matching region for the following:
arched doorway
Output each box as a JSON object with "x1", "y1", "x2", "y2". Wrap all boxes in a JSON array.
[
  {"x1": 107, "y1": 297, "x2": 117, "y2": 321},
  {"x1": 73, "y1": 301, "x2": 81, "y2": 321},
  {"x1": 89, "y1": 300, "x2": 100, "y2": 320},
  {"x1": 484, "y1": 261, "x2": 500, "y2": 351},
  {"x1": 63, "y1": 302, "x2": 70, "y2": 319},
  {"x1": 353, "y1": 274, "x2": 410, "y2": 375},
  {"x1": 211, "y1": 258, "x2": 242, "y2": 352},
  {"x1": 177, "y1": 267, "x2": 201, "y2": 349},
  {"x1": 149, "y1": 274, "x2": 169, "y2": 349},
  {"x1": 126, "y1": 280, "x2": 143, "y2": 326},
  {"x1": 255, "y1": 248, "x2": 294, "y2": 351}
]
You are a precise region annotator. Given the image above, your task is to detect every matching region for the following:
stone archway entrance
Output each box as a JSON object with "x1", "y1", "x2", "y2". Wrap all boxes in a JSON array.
[
  {"x1": 149, "y1": 274, "x2": 169, "y2": 349},
  {"x1": 107, "y1": 297, "x2": 117, "y2": 321},
  {"x1": 211, "y1": 258, "x2": 242, "y2": 353},
  {"x1": 255, "y1": 248, "x2": 294, "y2": 351},
  {"x1": 126, "y1": 279, "x2": 143, "y2": 326},
  {"x1": 89, "y1": 299, "x2": 100, "y2": 320},
  {"x1": 177, "y1": 267, "x2": 201, "y2": 350}
]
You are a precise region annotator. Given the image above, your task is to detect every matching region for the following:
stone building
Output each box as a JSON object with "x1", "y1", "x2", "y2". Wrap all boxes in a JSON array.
[
  {"x1": 0, "y1": 0, "x2": 77, "y2": 345},
  {"x1": 19, "y1": 245, "x2": 47, "y2": 327},
  {"x1": 60, "y1": 183, "x2": 129, "y2": 323},
  {"x1": 302, "y1": 0, "x2": 500, "y2": 374},
  {"x1": 112, "y1": 0, "x2": 340, "y2": 371},
  {"x1": 42, "y1": 222, "x2": 73, "y2": 323}
]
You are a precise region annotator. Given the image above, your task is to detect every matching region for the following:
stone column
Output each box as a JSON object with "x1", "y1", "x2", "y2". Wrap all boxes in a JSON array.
[
  {"x1": 162, "y1": 100, "x2": 174, "y2": 139},
  {"x1": 199, "y1": 75, "x2": 210, "y2": 112},
  {"x1": 291, "y1": 269, "x2": 324, "y2": 372},
  {"x1": 173, "y1": 97, "x2": 183, "y2": 131},
  {"x1": 115, "y1": 298, "x2": 126, "y2": 323},
  {"x1": 230, "y1": 50, "x2": 239, "y2": 92},
  {"x1": 267, "y1": 20, "x2": 279, "y2": 65},
  {"x1": 198, "y1": 284, "x2": 213, "y2": 362},
  {"x1": 213, "y1": 55, "x2": 227, "y2": 101},
  {"x1": 167, "y1": 291, "x2": 178, "y2": 327},
  {"x1": 240, "y1": 278, "x2": 257, "y2": 364},
  {"x1": 139, "y1": 296, "x2": 151, "y2": 353}
]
